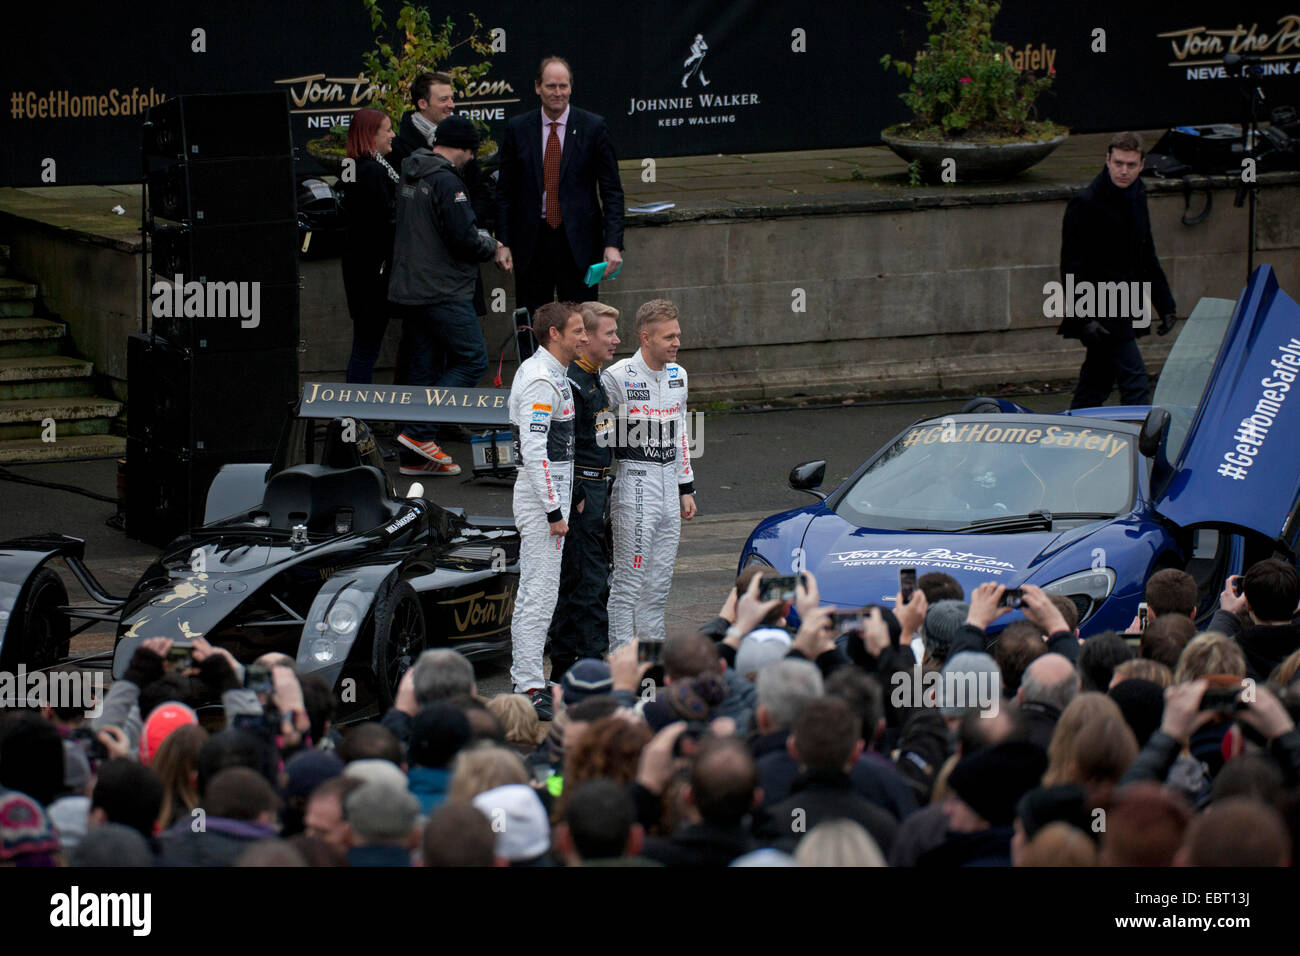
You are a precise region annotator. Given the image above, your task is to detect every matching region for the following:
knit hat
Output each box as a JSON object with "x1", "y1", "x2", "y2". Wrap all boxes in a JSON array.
[
  {"x1": 0, "y1": 788, "x2": 60, "y2": 865},
  {"x1": 139, "y1": 701, "x2": 198, "y2": 765},
  {"x1": 281, "y1": 750, "x2": 345, "y2": 803},
  {"x1": 1015, "y1": 783, "x2": 1096, "y2": 843},
  {"x1": 561, "y1": 659, "x2": 613, "y2": 708},
  {"x1": 433, "y1": 114, "x2": 480, "y2": 150},
  {"x1": 925, "y1": 600, "x2": 970, "y2": 658},
  {"x1": 734, "y1": 627, "x2": 793, "y2": 679},
  {"x1": 472, "y1": 784, "x2": 550, "y2": 862},
  {"x1": 939, "y1": 651, "x2": 1002, "y2": 718},
  {"x1": 1108, "y1": 679, "x2": 1165, "y2": 748},
  {"x1": 409, "y1": 702, "x2": 472, "y2": 769},
  {"x1": 947, "y1": 740, "x2": 1048, "y2": 826}
]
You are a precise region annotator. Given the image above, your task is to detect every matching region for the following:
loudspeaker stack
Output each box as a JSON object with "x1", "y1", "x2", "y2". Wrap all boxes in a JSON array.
[{"x1": 129, "y1": 92, "x2": 301, "y2": 545}]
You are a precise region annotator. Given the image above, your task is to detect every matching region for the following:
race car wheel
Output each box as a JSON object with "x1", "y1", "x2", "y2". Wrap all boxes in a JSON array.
[
  {"x1": 1, "y1": 568, "x2": 70, "y2": 671},
  {"x1": 372, "y1": 580, "x2": 427, "y2": 710}
]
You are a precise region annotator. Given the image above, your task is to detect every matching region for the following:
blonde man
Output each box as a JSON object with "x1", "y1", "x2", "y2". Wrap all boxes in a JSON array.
[
  {"x1": 602, "y1": 299, "x2": 696, "y2": 647},
  {"x1": 549, "y1": 302, "x2": 621, "y2": 680}
]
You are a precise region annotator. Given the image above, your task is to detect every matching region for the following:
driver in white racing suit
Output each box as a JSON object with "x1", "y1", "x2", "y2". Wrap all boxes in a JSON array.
[
  {"x1": 508, "y1": 302, "x2": 588, "y2": 720},
  {"x1": 602, "y1": 299, "x2": 697, "y2": 648}
]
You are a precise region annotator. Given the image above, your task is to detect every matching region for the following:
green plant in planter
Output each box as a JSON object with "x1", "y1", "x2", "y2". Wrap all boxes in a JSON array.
[
  {"x1": 308, "y1": 2, "x2": 497, "y2": 163},
  {"x1": 880, "y1": 0, "x2": 1062, "y2": 142}
]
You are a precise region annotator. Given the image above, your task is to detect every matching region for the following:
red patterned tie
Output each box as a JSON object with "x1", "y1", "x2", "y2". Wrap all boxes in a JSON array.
[{"x1": 544, "y1": 121, "x2": 563, "y2": 227}]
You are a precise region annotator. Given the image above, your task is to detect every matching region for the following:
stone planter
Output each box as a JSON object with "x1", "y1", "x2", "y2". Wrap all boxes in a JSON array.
[
  {"x1": 305, "y1": 139, "x2": 347, "y2": 176},
  {"x1": 881, "y1": 127, "x2": 1069, "y2": 184}
]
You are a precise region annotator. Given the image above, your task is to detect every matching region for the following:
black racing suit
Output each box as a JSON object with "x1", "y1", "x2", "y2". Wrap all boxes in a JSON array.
[{"x1": 547, "y1": 356, "x2": 614, "y2": 679}]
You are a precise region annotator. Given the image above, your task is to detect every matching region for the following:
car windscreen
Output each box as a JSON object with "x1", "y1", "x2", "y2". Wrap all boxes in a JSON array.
[
  {"x1": 1150, "y1": 296, "x2": 1236, "y2": 464},
  {"x1": 834, "y1": 420, "x2": 1135, "y2": 530}
]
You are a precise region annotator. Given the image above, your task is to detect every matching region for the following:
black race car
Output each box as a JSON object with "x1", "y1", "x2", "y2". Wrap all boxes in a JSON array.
[{"x1": 0, "y1": 383, "x2": 520, "y2": 718}]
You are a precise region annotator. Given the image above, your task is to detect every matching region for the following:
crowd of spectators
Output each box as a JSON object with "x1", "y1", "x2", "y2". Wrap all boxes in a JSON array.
[{"x1": 2, "y1": 558, "x2": 1298, "y2": 867}]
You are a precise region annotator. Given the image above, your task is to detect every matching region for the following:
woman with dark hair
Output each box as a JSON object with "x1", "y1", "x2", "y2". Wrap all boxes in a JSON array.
[{"x1": 341, "y1": 107, "x2": 398, "y2": 383}]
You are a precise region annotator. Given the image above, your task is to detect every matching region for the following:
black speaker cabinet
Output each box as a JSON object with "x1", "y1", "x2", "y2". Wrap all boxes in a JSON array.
[
  {"x1": 147, "y1": 155, "x2": 296, "y2": 225},
  {"x1": 143, "y1": 92, "x2": 292, "y2": 163},
  {"x1": 126, "y1": 333, "x2": 297, "y2": 455},
  {"x1": 124, "y1": 437, "x2": 228, "y2": 546},
  {"x1": 150, "y1": 280, "x2": 300, "y2": 353},
  {"x1": 150, "y1": 219, "x2": 299, "y2": 284}
]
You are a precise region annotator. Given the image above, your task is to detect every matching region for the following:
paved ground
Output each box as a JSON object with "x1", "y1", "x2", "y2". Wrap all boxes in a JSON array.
[{"x1": 1, "y1": 390, "x2": 1073, "y2": 697}]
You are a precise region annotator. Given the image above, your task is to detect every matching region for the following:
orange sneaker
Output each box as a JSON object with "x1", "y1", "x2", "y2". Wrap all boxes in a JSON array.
[
  {"x1": 397, "y1": 433, "x2": 456, "y2": 465},
  {"x1": 399, "y1": 459, "x2": 462, "y2": 477}
]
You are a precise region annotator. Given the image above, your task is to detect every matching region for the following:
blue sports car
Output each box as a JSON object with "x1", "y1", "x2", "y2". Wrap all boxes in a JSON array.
[{"x1": 740, "y1": 265, "x2": 1300, "y2": 638}]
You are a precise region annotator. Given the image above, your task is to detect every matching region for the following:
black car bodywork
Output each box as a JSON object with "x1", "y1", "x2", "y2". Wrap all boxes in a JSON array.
[{"x1": 0, "y1": 384, "x2": 521, "y2": 718}]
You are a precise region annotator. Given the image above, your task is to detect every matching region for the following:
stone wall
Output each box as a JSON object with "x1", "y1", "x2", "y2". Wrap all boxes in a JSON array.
[{"x1": 6, "y1": 173, "x2": 1299, "y2": 406}]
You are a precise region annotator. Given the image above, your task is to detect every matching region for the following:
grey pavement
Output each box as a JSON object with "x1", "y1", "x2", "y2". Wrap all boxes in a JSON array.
[{"x1": 1, "y1": 390, "x2": 1073, "y2": 697}]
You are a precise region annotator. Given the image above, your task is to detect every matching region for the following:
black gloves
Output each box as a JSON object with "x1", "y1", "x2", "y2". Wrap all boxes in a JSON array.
[
  {"x1": 197, "y1": 651, "x2": 242, "y2": 694},
  {"x1": 123, "y1": 646, "x2": 165, "y2": 688},
  {"x1": 1157, "y1": 313, "x2": 1178, "y2": 336}
]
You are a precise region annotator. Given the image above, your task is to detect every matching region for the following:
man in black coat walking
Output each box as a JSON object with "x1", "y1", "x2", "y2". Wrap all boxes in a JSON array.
[{"x1": 1058, "y1": 131, "x2": 1178, "y2": 409}]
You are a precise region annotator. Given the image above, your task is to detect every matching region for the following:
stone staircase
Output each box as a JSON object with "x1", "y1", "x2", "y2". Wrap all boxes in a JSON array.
[{"x1": 0, "y1": 244, "x2": 125, "y2": 462}]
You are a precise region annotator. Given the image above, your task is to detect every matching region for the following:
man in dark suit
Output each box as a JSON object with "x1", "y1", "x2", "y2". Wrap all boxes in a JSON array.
[
  {"x1": 495, "y1": 57, "x2": 625, "y2": 318},
  {"x1": 1057, "y1": 131, "x2": 1177, "y2": 409}
]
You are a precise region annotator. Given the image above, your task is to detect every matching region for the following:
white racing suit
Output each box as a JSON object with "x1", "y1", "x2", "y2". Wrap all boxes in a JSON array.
[
  {"x1": 508, "y1": 346, "x2": 576, "y2": 692},
  {"x1": 602, "y1": 349, "x2": 695, "y2": 647}
]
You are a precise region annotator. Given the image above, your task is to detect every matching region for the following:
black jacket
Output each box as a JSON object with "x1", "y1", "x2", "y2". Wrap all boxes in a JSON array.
[
  {"x1": 752, "y1": 769, "x2": 899, "y2": 855},
  {"x1": 387, "y1": 150, "x2": 497, "y2": 306},
  {"x1": 390, "y1": 112, "x2": 496, "y2": 232},
  {"x1": 341, "y1": 156, "x2": 397, "y2": 318},
  {"x1": 641, "y1": 820, "x2": 757, "y2": 868},
  {"x1": 496, "y1": 106, "x2": 625, "y2": 274},
  {"x1": 915, "y1": 825, "x2": 1013, "y2": 867},
  {"x1": 757, "y1": 746, "x2": 918, "y2": 821},
  {"x1": 1058, "y1": 166, "x2": 1176, "y2": 341},
  {"x1": 567, "y1": 358, "x2": 613, "y2": 471},
  {"x1": 1236, "y1": 623, "x2": 1300, "y2": 682},
  {"x1": 157, "y1": 817, "x2": 278, "y2": 866}
]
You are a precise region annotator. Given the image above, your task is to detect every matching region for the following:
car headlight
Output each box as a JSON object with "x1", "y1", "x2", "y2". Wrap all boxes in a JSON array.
[
  {"x1": 310, "y1": 636, "x2": 339, "y2": 664},
  {"x1": 742, "y1": 551, "x2": 774, "y2": 571},
  {"x1": 327, "y1": 600, "x2": 360, "y2": 635},
  {"x1": 1041, "y1": 568, "x2": 1116, "y2": 624}
]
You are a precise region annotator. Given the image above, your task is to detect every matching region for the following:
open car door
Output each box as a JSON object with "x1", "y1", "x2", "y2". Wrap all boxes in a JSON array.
[{"x1": 1151, "y1": 265, "x2": 1300, "y2": 553}]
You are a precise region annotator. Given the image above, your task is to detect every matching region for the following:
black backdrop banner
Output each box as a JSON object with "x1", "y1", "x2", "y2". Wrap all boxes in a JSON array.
[{"x1": 3, "y1": 0, "x2": 1299, "y2": 186}]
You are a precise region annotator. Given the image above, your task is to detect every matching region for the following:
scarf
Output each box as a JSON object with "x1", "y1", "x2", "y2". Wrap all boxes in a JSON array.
[
  {"x1": 374, "y1": 152, "x2": 400, "y2": 183},
  {"x1": 410, "y1": 112, "x2": 437, "y2": 146}
]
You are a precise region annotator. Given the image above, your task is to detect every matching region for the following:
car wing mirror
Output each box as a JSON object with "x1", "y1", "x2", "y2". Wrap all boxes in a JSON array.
[
  {"x1": 1139, "y1": 406, "x2": 1175, "y2": 498},
  {"x1": 1139, "y1": 407, "x2": 1170, "y2": 459},
  {"x1": 789, "y1": 460, "x2": 827, "y2": 500}
]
